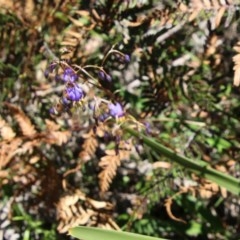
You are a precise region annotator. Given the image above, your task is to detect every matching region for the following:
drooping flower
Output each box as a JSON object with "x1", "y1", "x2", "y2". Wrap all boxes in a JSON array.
[
  {"x1": 66, "y1": 84, "x2": 85, "y2": 101},
  {"x1": 115, "y1": 54, "x2": 130, "y2": 64},
  {"x1": 98, "y1": 70, "x2": 112, "y2": 82},
  {"x1": 108, "y1": 102, "x2": 125, "y2": 118}
]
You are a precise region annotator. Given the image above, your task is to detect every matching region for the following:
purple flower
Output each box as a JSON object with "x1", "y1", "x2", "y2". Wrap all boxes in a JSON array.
[
  {"x1": 106, "y1": 74, "x2": 112, "y2": 82},
  {"x1": 124, "y1": 54, "x2": 130, "y2": 63},
  {"x1": 61, "y1": 97, "x2": 71, "y2": 106},
  {"x1": 55, "y1": 74, "x2": 62, "y2": 81},
  {"x1": 98, "y1": 71, "x2": 105, "y2": 80},
  {"x1": 49, "y1": 107, "x2": 57, "y2": 115},
  {"x1": 98, "y1": 113, "x2": 109, "y2": 122},
  {"x1": 116, "y1": 54, "x2": 130, "y2": 64},
  {"x1": 144, "y1": 122, "x2": 151, "y2": 135},
  {"x1": 108, "y1": 102, "x2": 125, "y2": 118},
  {"x1": 44, "y1": 69, "x2": 50, "y2": 78},
  {"x1": 98, "y1": 71, "x2": 112, "y2": 82},
  {"x1": 62, "y1": 68, "x2": 78, "y2": 83},
  {"x1": 44, "y1": 63, "x2": 57, "y2": 78},
  {"x1": 66, "y1": 84, "x2": 85, "y2": 101}
]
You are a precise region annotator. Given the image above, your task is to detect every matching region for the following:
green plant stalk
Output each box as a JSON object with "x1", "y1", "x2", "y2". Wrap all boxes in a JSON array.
[
  {"x1": 69, "y1": 226, "x2": 167, "y2": 240},
  {"x1": 125, "y1": 127, "x2": 240, "y2": 196}
]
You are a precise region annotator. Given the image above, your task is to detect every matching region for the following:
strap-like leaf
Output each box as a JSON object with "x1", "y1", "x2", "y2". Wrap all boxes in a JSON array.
[
  {"x1": 125, "y1": 127, "x2": 240, "y2": 196},
  {"x1": 69, "y1": 226, "x2": 167, "y2": 240}
]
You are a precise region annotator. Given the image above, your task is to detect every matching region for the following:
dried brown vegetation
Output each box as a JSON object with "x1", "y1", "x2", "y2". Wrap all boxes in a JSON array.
[{"x1": 1, "y1": 0, "x2": 240, "y2": 239}]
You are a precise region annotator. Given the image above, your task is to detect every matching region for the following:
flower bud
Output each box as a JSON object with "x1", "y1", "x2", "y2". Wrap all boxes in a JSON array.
[
  {"x1": 124, "y1": 54, "x2": 130, "y2": 63},
  {"x1": 98, "y1": 71, "x2": 112, "y2": 82},
  {"x1": 115, "y1": 53, "x2": 130, "y2": 64},
  {"x1": 98, "y1": 71, "x2": 105, "y2": 81}
]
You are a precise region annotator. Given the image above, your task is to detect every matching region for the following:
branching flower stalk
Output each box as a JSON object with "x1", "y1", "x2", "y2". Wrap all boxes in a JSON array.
[
  {"x1": 45, "y1": 46, "x2": 240, "y2": 196},
  {"x1": 45, "y1": 47, "x2": 139, "y2": 150}
]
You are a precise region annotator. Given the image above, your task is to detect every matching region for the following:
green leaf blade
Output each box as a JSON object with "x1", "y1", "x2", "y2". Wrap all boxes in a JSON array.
[
  {"x1": 69, "y1": 226, "x2": 168, "y2": 240},
  {"x1": 124, "y1": 127, "x2": 240, "y2": 196}
]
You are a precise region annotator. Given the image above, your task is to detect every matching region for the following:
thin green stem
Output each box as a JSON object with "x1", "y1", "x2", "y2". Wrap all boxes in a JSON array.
[
  {"x1": 101, "y1": 45, "x2": 118, "y2": 66},
  {"x1": 83, "y1": 65, "x2": 103, "y2": 71}
]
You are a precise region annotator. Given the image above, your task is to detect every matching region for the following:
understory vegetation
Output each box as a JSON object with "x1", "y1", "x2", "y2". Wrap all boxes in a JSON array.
[{"x1": 1, "y1": 1, "x2": 240, "y2": 239}]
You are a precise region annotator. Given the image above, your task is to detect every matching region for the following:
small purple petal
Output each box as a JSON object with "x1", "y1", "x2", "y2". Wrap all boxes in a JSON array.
[
  {"x1": 62, "y1": 68, "x2": 78, "y2": 83},
  {"x1": 62, "y1": 97, "x2": 71, "y2": 106},
  {"x1": 98, "y1": 71, "x2": 105, "y2": 81},
  {"x1": 49, "y1": 63, "x2": 57, "y2": 72},
  {"x1": 98, "y1": 113, "x2": 109, "y2": 122},
  {"x1": 44, "y1": 63, "x2": 57, "y2": 78},
  {"x1": 144, "y1": 122, "x2": 151, "y2": 135},
  {"x1": 124, "y1": 54, "x2": 130, "y2": 63},
  {"x1": 88, "y1": 101, "x2": 95, "y2": 111},
  {"x1": 44, "y1": 69, "x2": 50, "y2": 78},
  {"x1": 66, "y1": 84, "x2": 85, "y2": 101},
  {"x1": 98, "y1": 71, "x2": 112, "y2": 82},
  {"x1": 55, "y1": 74, "x2": 62, "y2": 81},
  {"x1": 105, "y1": 74, "x2": 112, "y2": 82},
  {"x1": 93, "y1": 125, "x2": 97, "y2": 134},
  {"x1": 116, "y1": 54, "x2": 130, "y2": 63},
  {"x1": 108, "y1": 102, "x2": 125, "y2": 118},
  {"x1": 104, "y1": 131, "x2": 110, "y2": 141},
  {"x1": 49, "y1": 107, "x2": 57, "y2": 115},
  {"x1": 45, "y1": 63, "x2": 57, "y2": 78}
]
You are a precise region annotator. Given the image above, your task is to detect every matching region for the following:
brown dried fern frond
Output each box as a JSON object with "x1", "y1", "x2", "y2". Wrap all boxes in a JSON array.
[
  {"x1": 118, "y1": 140, "x2": 132, "y2": 160},
  {"x1": 11, "y1": 161, "x2": 37, "y2": 186},
  {"x1": 98, "y1": 141, "x2": 131, "y2": 192},
  {"x1": 4, "y1": 102, "x2": 37, "y2": 137},
  {"x1": 12, "y1": 139, "x2": 42, "y2": 156},
  {"x1": 186, "y1": 0, "x2": 236, "y2": 28},
  {"x1": 0, "y1": 117, "x2": 16, "y2": 140},
  {"x1": 45, "y1": 119, "x2": 60, "y2": 131},
  {"x1": 98, "y1": 150, "x2": 121, "y2": 192},
  {"x1": 0, "y1": 112, "x2": 71, "y2": 170},
  {"x1": 61, "y1": 10, "x2": 95, "y2": 48},
  {"x1": 205, "y1": 34, "x2": 222, "y2": 57},
  {"x1": 43, "y1": 130, "x2": 71, "y2": 146},
  {"x1": 189, "y1": 0, "x2": 236, "y2": 11},
  {"x1": 60, "y1": 9, "x2": 104, "y2": 61},
  {"x1": 68, "y1": 10, "x2": 93, "y2": 29},
  {"x1": 0, "y1": 138, "x2": 23, "y2": 169},
  {"x1": 233, "y1": 41, "x2": 240, "y2": 86},
  {"x1": 41, "y1": 119, "x2": 71, "y2": 146},
  {"x1": 191, "y1": 173, "x2": 227, "y2": 198},
  {"x1": 0, "y1": 0, "x2": 34, "y2": 22},
  {"x1": 79, "y1": 129, "x2": 98, "y2": 162},
  {"x1": 56, "y1": 190, "x2": 118, "y2": 233}
]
